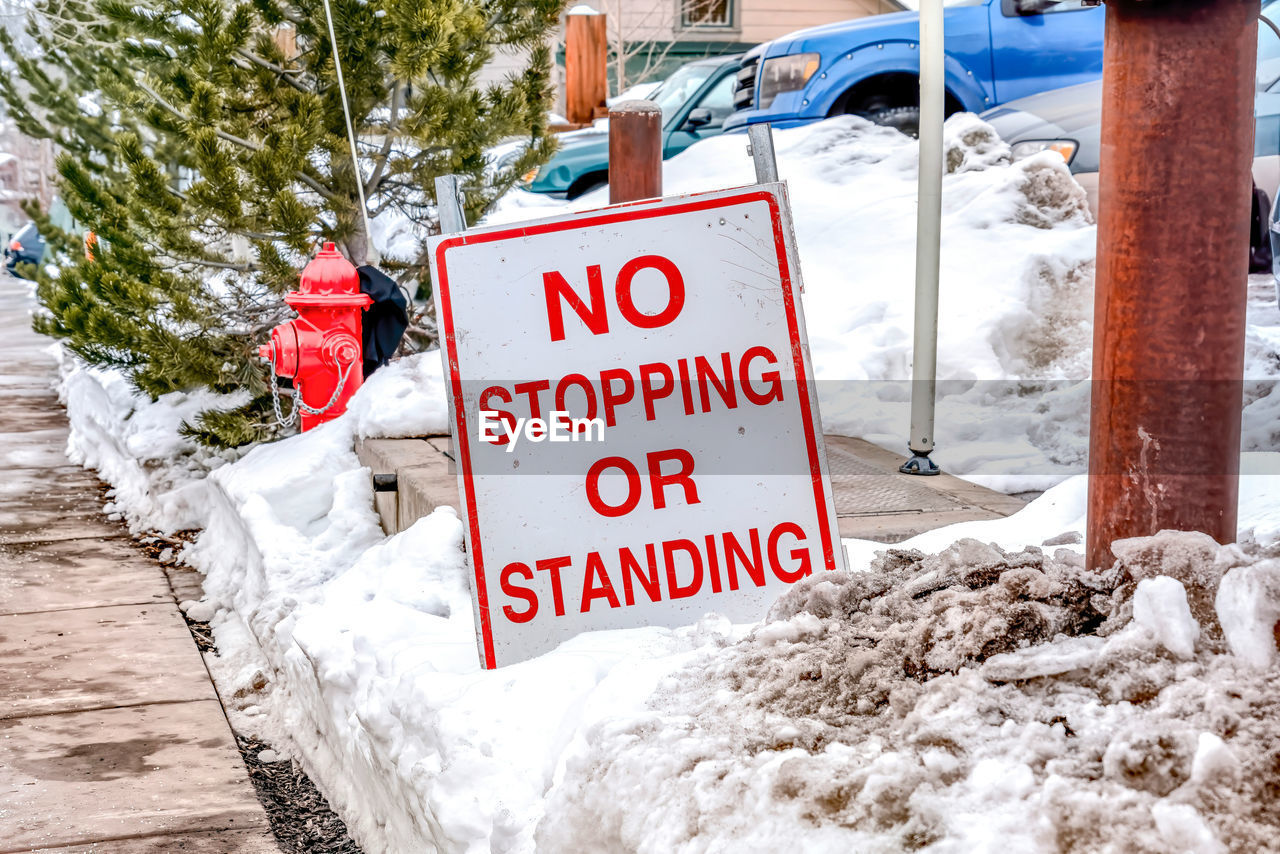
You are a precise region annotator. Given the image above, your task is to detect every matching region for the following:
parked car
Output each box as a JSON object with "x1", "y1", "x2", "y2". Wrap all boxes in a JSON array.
[
  {"x1": 523, "y1": 54, "x2": 744, "y2": 200},
  {"x1": 1272, "y1": 197, "x2": 1280, "y2": 306},
  {"x1": 983, "y1": 5, "x2": 1280, "y2": 271},
  {"x1": 5, "y1": 222, "x2": 45, "y2": 277},
  {"x1": 724, "y1": 0, "x2": 1104, "y2": 136}
]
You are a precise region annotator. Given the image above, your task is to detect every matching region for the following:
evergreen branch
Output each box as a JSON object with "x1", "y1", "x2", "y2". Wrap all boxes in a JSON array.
[
  {"x1": 364, "y1": 79, "x2": 402, "y2": 195},
  {"x1": 234, "y1": 48, "x2": 309, "y2": 92},
  {"x1": 135, "y1": 79, "x2": 337, "y2": 202}
]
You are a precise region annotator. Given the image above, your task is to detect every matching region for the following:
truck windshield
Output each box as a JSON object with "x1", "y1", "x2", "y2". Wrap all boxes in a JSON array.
[{"x1": 647, "y1": 65, "x2": 716, "y2": 123}]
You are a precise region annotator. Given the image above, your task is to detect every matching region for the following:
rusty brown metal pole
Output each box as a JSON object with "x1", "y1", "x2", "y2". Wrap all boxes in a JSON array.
[
  {"x1": 608, "y1": 100, "x2": 663, "y2": 204},
  {"x1": 565, "y1": 9, "x2": 608, "y2": 127},
  {"x1": 1087, "y1": 0, "x2": 1257, "y2": 569}
]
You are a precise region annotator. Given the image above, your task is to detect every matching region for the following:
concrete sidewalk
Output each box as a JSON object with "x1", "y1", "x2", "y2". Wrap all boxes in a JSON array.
[{"x1": 0, "y1": 277, "x2": 276, "y2": 852}]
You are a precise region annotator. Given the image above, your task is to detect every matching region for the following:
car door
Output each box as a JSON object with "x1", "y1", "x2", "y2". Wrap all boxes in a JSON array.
[
  {"x1": 664, "y1": 69, "x2": 738, "y2": 158},
  {"x1": 987, "y1": 0, "x2": 1105, "y2": 106}
]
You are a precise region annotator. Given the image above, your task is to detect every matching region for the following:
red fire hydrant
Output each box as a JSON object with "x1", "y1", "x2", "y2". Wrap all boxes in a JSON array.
[{"x1": 259, "y1": 243, "x2": 373, "y2": 431}]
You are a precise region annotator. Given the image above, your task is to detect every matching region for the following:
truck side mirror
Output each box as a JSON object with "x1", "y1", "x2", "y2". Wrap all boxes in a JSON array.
[{"x1": 684, "y1": 108, "x2": 714, "y2": 130}]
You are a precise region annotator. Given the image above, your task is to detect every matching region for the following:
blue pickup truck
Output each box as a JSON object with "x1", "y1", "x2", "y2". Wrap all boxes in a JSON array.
[{"x1": 724, "y1": 0, "x2": 1104, "y2": 135}]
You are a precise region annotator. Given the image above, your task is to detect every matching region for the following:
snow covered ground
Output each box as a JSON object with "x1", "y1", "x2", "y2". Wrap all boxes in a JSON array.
[{"x1": 52, "y1": 115, "x2": 1280, "y2": 853}]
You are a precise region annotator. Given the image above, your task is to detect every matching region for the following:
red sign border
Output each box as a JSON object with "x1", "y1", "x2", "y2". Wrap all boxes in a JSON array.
[{"x1": 434, "y1": 187, "x2": 837, "y2": 669}]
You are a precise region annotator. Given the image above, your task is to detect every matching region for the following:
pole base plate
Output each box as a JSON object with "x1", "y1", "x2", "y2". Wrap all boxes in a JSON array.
[{"x1": 899, "y1": 451, "x2": 941, "y2": 476}]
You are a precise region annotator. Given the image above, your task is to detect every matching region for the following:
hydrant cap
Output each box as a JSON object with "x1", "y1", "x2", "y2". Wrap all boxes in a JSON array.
[{"x1": 298, "y1": 242, "x2": 360, "y2": 296}]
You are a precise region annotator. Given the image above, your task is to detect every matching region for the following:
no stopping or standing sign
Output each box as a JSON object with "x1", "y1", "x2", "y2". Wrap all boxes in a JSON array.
[{"x1": 428, "y1": 183, "x2": 844, "y2": 668}]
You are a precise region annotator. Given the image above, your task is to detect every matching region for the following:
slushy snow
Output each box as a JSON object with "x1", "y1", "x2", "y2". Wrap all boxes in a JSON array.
[{"x1": 50, "y1": 114, "x2": 1280, "y2": 853}]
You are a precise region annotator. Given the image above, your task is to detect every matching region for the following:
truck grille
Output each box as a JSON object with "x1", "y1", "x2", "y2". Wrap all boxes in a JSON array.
[{"x1": 733, "y1": 55, "x2": 758, "y2": 111}]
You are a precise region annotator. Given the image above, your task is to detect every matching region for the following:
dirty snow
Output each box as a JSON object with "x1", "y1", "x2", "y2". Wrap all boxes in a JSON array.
[{"x1": 538, "y1": 533, "x2": 1280, "y2": 854}]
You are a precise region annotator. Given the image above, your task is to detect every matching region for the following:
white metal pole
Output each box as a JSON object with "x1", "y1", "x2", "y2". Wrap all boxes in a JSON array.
[
  {"x1": 434, "y1": 175, "x2": 467, "y2": 234},
  {"x1": 901, "y1": 0, "x2": 944, "y2": 476},
  {"x1": 320, "y1": 0, "x2": 377, "y2": 264},
  {"x1": 747, "y1": 123, "x2": 780, "y2": 184}
]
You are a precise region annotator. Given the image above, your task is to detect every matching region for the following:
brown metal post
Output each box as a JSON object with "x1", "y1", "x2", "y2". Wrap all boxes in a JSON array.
[
  {"x1": 565, "y1": 10, "x2": 608, "y2": 126},
  {"x1": 1087, "y1": 0, "x2": 1257, "y2": 569},
  {"x1": 608, "y1": 101, "x2": 663, "y2": 204}
]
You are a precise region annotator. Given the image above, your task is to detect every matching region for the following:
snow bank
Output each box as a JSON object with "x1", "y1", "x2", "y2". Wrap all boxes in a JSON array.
[
  {"x1": 186, "y1": 420, "x2": 738, "y2": 850},
  {"x1": 539, "y1": 532, "x2": 1280, "y2": 853},
  {"x1": 55, "y1": 347, "x2": 247, "y2": 533},
  {"x1": 51, "y1": 347, "x2": 448, "y2": 534}
]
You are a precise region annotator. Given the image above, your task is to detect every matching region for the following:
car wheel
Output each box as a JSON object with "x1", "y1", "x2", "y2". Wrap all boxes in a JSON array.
[
  {"x1": 567, "y1": 175, "x2": 608, "y2": 201},
  {"x1": 864, "y1": 105, "x2": 921, "y2": 138}
]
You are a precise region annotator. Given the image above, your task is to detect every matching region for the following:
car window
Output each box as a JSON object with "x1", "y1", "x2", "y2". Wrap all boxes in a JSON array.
[
  {"x1": 691, "y1": 73, "x2": 736, "y2": 129},
  {"x1": 649, "y1": 65, "x2": 716, "y2": 124},
  {"x1": 1256, "y1": 113, "x2": 1280, "y2": 158},
  {"x1": 1261, "y1": 1, "x2": 1280, "y2": 90},
  {"x1": 14, "y1": 223, "x2": 40, "y2": 244},
  {"x1": 1001, "y1": 0, "x2": 1090, "y2": 15}
]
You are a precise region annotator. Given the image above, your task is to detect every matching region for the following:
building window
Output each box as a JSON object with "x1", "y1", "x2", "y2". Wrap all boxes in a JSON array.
[{"x1": 681, "y1": 0, "x2": 733, "y2": 28}]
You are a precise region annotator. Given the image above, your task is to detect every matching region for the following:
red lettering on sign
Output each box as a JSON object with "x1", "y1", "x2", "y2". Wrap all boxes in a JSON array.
[
  {"x1": 600, "y1": 368, "x2": 635, "y2": 427},
  {"x1": 695, "y1": 352, "x2": 738, "y2": 412},
  {"x1": 535, "y1": 556, "x2": 571, "y2": 616},
  {"x1": 638, "y1": 361, "x2": 674, "y2": 421},
  {"x1": 585, "y1": 456, "x2": 642, "y2": 517},
  {"x1": 647, "y1": 448, "x2": 699, "y2": 510},
  {"x1": 500, "y1": 562, "x2": 538, "y2": 623},
  {"x1": 479, "y1": 386, "x2": 515, "y2": 446},
  {"x1": 513, "y1": 379, "x2": 551, "y2": 421},
  {"x1": 620, "y1": 543, "x2": 661, "y2": 605},
  {"x1": 705, "y1": 533, "x2": 723, "y2": 593},
  {"x1": 581, "y1": 552, "x2": 622, "y2": 612},
  {"x1": 676, "y1": 358, "x2": 695, "y2": 415},
  {"x1": 615, "y1": 254, "x2": 685, "y2": 329},
  {"x1": 768, "y1": 522, "x2": 811, "y2": 583},
  {"x1": 663, "y1": 539, "x2": 702, "y2": 599},
  {"x1": 544, "y1": 266, "x2": 608, "y2": 342},
  {"x1": 741, "y1": 345, "x2": 784, "y2": 405},
  {"x1": 724, "y1": 528, "x2": 766, "y2": 591},
  {"x1": 555, "y1": 373, "x2": 599, "y2": 423}
]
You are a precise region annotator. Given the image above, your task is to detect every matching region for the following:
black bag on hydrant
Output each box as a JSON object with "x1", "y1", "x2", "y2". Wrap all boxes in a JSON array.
[{"x1": 357, "y1": 265, "x2": 410, "y2": 379}]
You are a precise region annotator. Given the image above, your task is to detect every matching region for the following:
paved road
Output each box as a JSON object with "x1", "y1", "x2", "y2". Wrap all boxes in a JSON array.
[{"x1": 0, "y1": 275, "x2": 277, "y2": 852}]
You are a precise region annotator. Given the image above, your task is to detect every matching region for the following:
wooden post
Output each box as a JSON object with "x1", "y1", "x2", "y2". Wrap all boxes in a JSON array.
[
  {"x1": 1086, "y1": 0, "x2": 1256, "y2": 569},
  {"x1": 273, "y1": 23, "x2": 297, "y2": 61},
  {"x1": 608, "y1": 100, "x2": 662, "y2": 204},
  {"x1": 565, "y1": 8, "x2": 608, "y2": 126}
]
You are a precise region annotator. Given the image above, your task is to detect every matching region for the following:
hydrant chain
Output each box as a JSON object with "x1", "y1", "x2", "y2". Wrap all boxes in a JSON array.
[
  {"x1": 294, "y1": 358, "x2": 358, "y2": 416},
  {"x1": 266, "y1": 348, "x2": 298, "y2": 429},
  {"x1": 265, "y1": 347, "x2": 358, "y2": 428}
]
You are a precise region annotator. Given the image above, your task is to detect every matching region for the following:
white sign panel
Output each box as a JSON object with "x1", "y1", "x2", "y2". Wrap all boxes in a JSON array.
[{"x1": 429, "y1": 184, "x2": 843, "y2": 668}]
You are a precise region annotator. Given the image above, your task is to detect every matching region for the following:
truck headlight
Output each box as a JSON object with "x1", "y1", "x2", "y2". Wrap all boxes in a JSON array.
[
  {"x1": 758, "y1": 53, "x2": 820, "y2": 109},
  {"x1": 1010, "y1": 139, "x2": 1078, "y2": 165}
]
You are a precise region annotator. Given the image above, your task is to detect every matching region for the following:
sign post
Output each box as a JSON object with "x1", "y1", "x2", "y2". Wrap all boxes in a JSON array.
[{"x1": 429, "y1": 184, "x2": 843, "y2": 668}]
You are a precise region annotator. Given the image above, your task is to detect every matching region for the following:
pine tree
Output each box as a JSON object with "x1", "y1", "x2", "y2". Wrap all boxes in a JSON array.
[{"x1": 0, "y1": 0, "x2": 561, "y2": 446}]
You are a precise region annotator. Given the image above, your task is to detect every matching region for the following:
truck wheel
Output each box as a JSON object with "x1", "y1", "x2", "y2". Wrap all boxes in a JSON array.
[{"x1": 865, "y1": 106, "x2": 921, "y2": 138}]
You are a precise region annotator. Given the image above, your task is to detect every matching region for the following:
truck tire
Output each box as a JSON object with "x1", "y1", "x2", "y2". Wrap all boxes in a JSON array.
[{"x1": 865, "y1": 105, "x2": 921, "y2": 138}]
